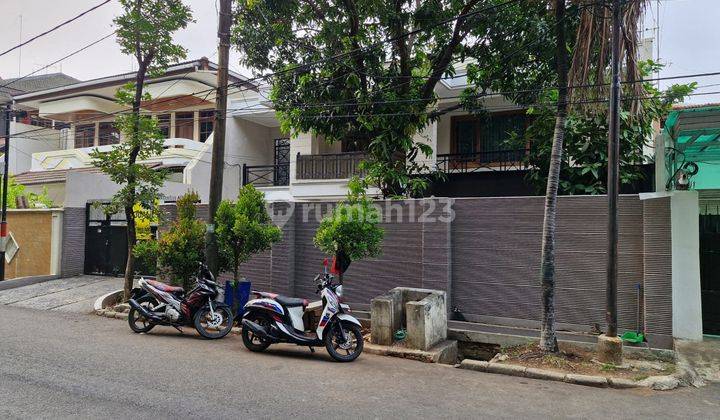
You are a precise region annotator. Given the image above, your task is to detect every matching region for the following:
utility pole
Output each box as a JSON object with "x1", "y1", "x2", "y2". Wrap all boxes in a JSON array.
[
  {"x1": 205, "y1": 0, "x2": 231, "y2": 275},
  {"x1": 599, "y1": 0, "x2": 623, "y2": 364},
  {"x1": 1, "y1": 104, "x2": 11, "y2": 281}
]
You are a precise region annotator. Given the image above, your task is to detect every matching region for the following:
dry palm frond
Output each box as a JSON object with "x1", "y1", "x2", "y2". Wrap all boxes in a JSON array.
[{"x1": 567, "y1": 0, "x2": 648, "y2": 114}]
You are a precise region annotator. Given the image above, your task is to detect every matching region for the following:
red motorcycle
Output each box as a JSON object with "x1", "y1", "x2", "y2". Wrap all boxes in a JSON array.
[{"x1": 127, "y1": 263, "x2": 234, "y2": 339}]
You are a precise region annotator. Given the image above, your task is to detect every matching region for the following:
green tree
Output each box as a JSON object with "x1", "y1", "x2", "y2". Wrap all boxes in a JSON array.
[
  {"x1": 465, "y1": 0, "x2": 662, "y2": 352},
  {"x1": 157, "y1": 192, "x2": 205, "y2": 290},
  {"x1": 232, "y1": 0, "x2": 528, "y2": 198},
  {"x1": 132, "y1": 239, "x2": 158, "y2": 276},
  {"x1": 91, "y1": 0, "x2": 192, "y2": 301},
  {"x1": 314, "y1": 177, "x2": 384, "y2": 283},
  {"x1": 215, "y1": 185, "x2": 282, "y2": 282},
  {"x1": 0, "y1": 177, "x2": 54, "y2": 208},
  {"x1": 511, "y1": 62, "x2": 695, "y2": 195}
]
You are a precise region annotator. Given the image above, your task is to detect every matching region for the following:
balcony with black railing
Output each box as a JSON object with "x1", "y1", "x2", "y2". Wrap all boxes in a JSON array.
[
  {"x1": 242, "y1": 163, "x2": 290, "y2": 187},
  {"x1": 296, "y1": 151, "x2": 367, "y2": 180},
  {"x1": 436, "y1": 149, "x2": 529, "y2": 173}
]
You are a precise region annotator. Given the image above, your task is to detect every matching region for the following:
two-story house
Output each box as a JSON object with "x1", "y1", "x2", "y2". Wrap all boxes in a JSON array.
[
  {"x1": 10, "y1": 57, "x2": 253, "y2": 206},
  {"x1": 230, "y1": 64, "x2": 535, "y2": 201}
]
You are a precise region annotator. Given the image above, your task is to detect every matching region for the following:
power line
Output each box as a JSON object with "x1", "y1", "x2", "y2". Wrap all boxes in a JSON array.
[
  {"x1": 0, "y1": 0, "x2": 113, "y2": 58},
  {"x1": 5, "y1": 0, "x2": 538, "y2": 139},
  {"x1": 17, "y1": 87, "x2": 720, "y2": 143},
  {"x1": 0, "y1": 33, "x2": 116, "y2": 91}
]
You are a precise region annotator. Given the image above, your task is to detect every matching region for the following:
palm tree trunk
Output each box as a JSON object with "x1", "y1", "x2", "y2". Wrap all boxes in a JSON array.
[{"x1": 539, "y1": 0, "x2": 569, "y2": 353}]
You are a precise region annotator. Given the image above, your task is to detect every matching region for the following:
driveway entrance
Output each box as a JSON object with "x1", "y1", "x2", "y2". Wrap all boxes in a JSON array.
[
  {"x1": 700, "y1": 213, "x2": 720, "y2": 335},
  {"x1": 0, "y1": 275, "x2": 124, "y2": 313}
]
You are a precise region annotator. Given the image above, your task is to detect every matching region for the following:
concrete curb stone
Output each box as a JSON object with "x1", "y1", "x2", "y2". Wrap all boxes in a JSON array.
[
  {"x1": 565, "y1": 373, "x2": 608, "y2": 388},
  {"x1": 607, "y1": 377, "x2": 642, "y2": 389},
  {"x1": 485, "y1": 362, "x2": 526, "y2": 377},
  {"x1": 525, "y1": 367, "x2": 566, "y2": 382},
  {"x1": 459, "y1": 360, "x2": 650, "y2": 389}
]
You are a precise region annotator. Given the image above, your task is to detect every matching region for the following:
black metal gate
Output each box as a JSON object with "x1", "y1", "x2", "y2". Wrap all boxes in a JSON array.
[
  {"x1": 700, "y1": 214, "x2": 720, "y2": 335},
  {"x1": 84, "y1": 203, "x2": 128, "y2": 276},
  {"x1": 274, "y1": 138, "x2": 290, "y2": 186}
]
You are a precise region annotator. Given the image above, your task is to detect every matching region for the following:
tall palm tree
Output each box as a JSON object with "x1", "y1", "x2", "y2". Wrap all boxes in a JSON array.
[{"x1": 539, "y1": 0, "x2": 647, "y2": 353}]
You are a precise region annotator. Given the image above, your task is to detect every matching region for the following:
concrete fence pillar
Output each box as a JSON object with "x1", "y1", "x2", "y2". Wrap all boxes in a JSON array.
[{"x1": 670, "y1": 191, "x2": 703, "y2": 341}]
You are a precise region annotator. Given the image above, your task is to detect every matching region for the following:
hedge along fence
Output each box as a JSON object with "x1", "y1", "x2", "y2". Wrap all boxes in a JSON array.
[{"x1": 161, "y1": 194, "x2": 673, "y2": 348}]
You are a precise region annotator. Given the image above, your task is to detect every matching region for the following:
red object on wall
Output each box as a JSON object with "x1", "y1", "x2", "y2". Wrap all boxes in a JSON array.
[{"x1": 330, "y1": 256, "x2": 340, "y2": 275}]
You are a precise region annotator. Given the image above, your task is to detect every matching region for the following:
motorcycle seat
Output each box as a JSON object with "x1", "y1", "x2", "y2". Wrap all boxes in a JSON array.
[
  {"x1": 147, "y1": 280, "x2": 184, "y2": 294},
  {"x1": 275, "y1": 295, "x2": 308, "y2": 308}
]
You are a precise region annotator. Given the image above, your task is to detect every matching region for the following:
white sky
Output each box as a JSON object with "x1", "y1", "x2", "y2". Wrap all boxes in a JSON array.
[{"x1": 0, "y1": 0, "x2": 718, "y2": 104}]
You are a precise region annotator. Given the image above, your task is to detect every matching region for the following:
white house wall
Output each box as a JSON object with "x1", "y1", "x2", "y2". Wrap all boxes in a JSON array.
[
  {"x1": 9, "y1": 122, "x2": 66, "y2": 174},
  {"x1": 64, "y1": 171, "x2": 200, "y2": 208}
]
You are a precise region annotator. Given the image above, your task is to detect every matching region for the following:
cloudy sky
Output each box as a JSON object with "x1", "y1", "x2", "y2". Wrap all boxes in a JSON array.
[{"x1": 0, "y1": 0, "x2": 718, "y2": 104}]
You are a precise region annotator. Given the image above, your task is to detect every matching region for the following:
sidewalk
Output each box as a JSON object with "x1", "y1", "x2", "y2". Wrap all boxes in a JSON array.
[
  {"x1": 0, "y1": 275, "x2": 124, "y2": 313},
  {"x1": 676, "y1": 337, "x2": 720, "y2": 383}
]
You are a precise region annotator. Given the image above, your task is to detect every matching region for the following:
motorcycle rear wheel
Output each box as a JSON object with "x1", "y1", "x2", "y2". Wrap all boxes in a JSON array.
[
  {"x1": 325, "y1": 321, "x2": 364, "y2": 362},
  {"x1": 241, "y1": 313, "x2": 272, "y2": 352},
  {"x1": 128, "y1": 295, "x2": 157, "y2": 333},
  {"x1": 194, "y1": 305, "x2": 234, "y2": 339}
]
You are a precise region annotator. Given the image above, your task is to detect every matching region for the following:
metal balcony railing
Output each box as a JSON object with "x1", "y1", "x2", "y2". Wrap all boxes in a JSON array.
[
  {"x1": 242, "y1": 163, "x2": 290, "y2": 187},
  {"x1": 296, "y1": 152, "x2": 366, "y2": 180},
  {"x1": 436, "y1": 149, "x2": 529, "y2": 172}
]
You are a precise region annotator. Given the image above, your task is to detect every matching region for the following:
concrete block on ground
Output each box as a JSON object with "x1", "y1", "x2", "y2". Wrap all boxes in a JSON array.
[
  {"x1": 371, "y1": 287, "x2": 447, "y2": 351},
  {"x1": 364, "y1": 339, "x2": 458, "y2": 364},
  {"x1": 370, "y1": 290, "x2": 400, "y2": 345},
  {"x1": 406, "y1": 291, "x2": 447, "y2": 351}
]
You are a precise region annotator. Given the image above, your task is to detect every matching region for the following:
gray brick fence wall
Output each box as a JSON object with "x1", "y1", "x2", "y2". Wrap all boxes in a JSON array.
[
  {"x1": 60, "y1": 207, "x2": 86, "y2": 277},
  {"x1": 158, "y1": 194, "x2": 673, "y2": 347}
]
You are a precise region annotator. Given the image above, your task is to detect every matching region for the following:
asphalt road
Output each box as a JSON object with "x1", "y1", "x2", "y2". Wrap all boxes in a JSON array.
[{"x1": 0, "y1": 306, "x2": 718, "y2": 419}]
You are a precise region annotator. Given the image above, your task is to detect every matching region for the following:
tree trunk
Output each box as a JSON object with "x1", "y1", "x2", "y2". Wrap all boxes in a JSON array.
[
  {"x1": 122, "y1": 41, "x2": 149, "y2": 300},
  {"x1": 539, "y1": 0, "x2": 569, "y2": 353},
  {"x1": 123, "y1": 204, "x2": 137, "y2": 301}
]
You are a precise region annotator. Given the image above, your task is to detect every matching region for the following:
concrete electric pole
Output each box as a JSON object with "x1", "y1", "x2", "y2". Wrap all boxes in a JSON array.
[
  {"x1": 599, "y1": 0, "x2": 623, "y2": 365},
  {"x1": 205, "y1": 0, "x2": 232, "y2": 276}
]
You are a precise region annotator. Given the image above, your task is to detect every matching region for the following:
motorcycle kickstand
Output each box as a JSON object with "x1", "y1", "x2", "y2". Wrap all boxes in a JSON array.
[
  {"x1": 173, "y1": 326, "x2": 184, "y2": 334},
  {"x1": 308, "y1": 347, "x2": 315, "y2": 353}
]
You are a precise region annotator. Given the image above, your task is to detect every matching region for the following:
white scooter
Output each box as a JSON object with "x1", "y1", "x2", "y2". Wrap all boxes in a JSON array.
[{"x1": 240, "y1": 263, "x2": 364, "y2": 362}]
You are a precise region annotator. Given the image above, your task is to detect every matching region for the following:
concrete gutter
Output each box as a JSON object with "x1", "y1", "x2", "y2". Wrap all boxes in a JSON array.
[{"x1": 0, "y1": 274, "x2": 59, "y2": 291}]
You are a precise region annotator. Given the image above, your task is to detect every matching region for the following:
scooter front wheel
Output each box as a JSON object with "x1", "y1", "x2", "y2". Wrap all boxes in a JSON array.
[{"x1": 325, "y1": 321, "x2": 364, "y2": 362}]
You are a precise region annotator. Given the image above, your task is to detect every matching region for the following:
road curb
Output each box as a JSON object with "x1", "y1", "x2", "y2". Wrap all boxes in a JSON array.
[
  {"x1": 94, "y1": 290, "x2": 123, "y2": 311},
  {"x1": 0, "y1": 274, "x2": 59, "y2": 291},
  {"x1": 458, "y1": 360, "x2": 644, "y2": 389}
]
